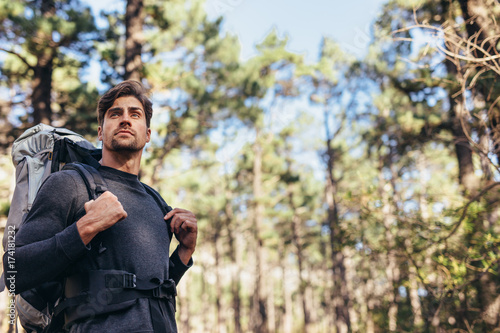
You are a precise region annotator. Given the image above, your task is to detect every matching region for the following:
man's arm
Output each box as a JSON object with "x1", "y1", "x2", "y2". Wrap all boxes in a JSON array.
[
  {"x1": 4, "y1": 171, "x2": 127, "y2": 293},
  {"x1": 4, "y1": 172, "x2": 89, "y2": 293},
  {"x1": 168, "y1": 245, "x2": 194, "y2": 285},
  {"x1": 163, "y1": 208, "x2": 197, "y2": 284}
]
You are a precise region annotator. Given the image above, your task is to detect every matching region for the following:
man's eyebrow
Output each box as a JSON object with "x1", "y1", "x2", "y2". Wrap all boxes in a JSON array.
[{"x1": 107, "y1": 106, "x2": 144, "y2": 112}]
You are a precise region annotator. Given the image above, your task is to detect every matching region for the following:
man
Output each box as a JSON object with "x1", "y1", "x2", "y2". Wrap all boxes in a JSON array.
[{"x1": 6, "y1": 80, "x2": 197, "y2": 332}]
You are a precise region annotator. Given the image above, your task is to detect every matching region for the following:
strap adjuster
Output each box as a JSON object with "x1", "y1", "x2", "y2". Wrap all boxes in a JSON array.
[
  {"x1": 152, "y1": 279, "x2": 176, "y2": 298},
  {"x1": 95, "y1": 185, "x2": 106, "y2": 196},
  {"x1": 123, "y1": 273, "x2": 137, "y2": 288},
  {"x1": 105, "y1": 272, "x2": 137, "y2": 288},
  {"x1": 152, "y1": 286, "x2": 162, "y2": 298}
]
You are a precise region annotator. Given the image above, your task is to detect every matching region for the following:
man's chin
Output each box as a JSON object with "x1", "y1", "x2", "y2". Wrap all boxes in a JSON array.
[{"x1": 110, "y1": 141, "x2": 144, "y2": 152}]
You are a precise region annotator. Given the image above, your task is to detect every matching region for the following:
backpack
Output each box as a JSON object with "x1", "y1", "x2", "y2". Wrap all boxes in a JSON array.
[{"x1": 3, "y1": 123, "x2": 105, "y2": 332}]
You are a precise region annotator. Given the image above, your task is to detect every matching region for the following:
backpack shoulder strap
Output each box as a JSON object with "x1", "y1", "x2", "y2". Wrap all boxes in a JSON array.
[
  {"x1": 62, "y1": 163, "x2": 107, "y2": 200},
  {"x1": 141, "y1": 183, "x2": 173, "y2": 240},
  {"x1": 141, "y1": 183, "x2": 172, "y2": 215}
]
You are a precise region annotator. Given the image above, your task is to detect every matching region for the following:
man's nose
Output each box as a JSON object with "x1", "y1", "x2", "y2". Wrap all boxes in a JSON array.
[{"x1": 120, "y1": 112, "x2": 132, "y2": 126}]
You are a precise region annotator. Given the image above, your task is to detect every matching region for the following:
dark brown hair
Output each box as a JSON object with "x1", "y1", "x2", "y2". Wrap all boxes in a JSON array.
[{"x1": 97, "y1": 80, "x2": 153, "y2": 127}]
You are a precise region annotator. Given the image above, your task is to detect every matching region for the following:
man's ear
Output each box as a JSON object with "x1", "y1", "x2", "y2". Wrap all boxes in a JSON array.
[
  {"x1": 98, "y1": 126, "x2": 103, "y2": 141},
  {"x1": 146, "y1": 128, "x2": 151, "y2": 143}
]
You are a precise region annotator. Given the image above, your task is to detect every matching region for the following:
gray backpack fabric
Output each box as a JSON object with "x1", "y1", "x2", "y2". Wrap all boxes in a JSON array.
[
  {"x1": 3, "y1": 123, "x2": 103, "y2": 332},
  {"x1": 3, "y1": 124, "x2": 99, "y2": 249}
]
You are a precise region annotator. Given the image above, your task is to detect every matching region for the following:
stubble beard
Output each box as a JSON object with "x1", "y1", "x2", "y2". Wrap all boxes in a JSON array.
[{"x1": 110, "y1": 136, "x2": 144, "y2": 152}]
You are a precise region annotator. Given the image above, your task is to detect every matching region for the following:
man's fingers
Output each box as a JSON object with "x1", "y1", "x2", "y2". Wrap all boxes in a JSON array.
[
  {"x1": 85, "y1": 191, "x2": 127, "y2": 222},
  {"x1": 171, "y1": 214, "x2": 189, "y2": 233},
  {"x1": 169, "y1": 212, "x2": 196, "y2": 234},
  {"x1": 180, "y1": 220, "x2": 197, "y2": 232},
  {"x1": 164, "y1": 207, "x2": 191, "y2": 220}
]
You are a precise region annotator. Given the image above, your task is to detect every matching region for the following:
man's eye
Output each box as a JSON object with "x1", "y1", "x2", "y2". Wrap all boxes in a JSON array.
[{"x1": 131, "y1": 113, "x2": 141, "y2": 118}]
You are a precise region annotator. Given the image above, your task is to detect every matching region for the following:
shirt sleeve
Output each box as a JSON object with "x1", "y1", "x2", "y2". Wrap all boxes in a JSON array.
[
  {"x1": 168, "y1": 245, "x2": 193, "y2": 285},
  {"x1": 3, "y1": 171, "x2": 91, "y2": 293}
]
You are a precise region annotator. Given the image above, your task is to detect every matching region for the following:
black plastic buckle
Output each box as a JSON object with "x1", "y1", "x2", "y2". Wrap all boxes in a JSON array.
[
  {"x1": 95, "y1": 185, "x2": 106, "y2": 196},
  {"x1": 123, "y1": 273, "x2": 137, "y2": 288},
  {"x1": 152, "y1": 285, "x2": 164, "y2": 298}
]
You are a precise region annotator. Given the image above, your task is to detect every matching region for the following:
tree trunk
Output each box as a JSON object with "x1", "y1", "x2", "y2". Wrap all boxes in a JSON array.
[
  {"x1": 32, "y1": 0, "x2": 56, "y2": 125},
  {"x1": 214, "y1": 228, "x2": 224, "y2": 332},
  {"x1": 266, "y1": 280, "x2": 276, "y2": 333},
  {"x1": 320, "y1": 231, "x2": 334, "y2": 330},
  {"x1": 458, "y1": 0, "x2": 500, "y2": 54},
  {"x1": 441, "y1": 2, "x2": 499, "y2": 328},
  {"x1": 250, "y1": 131, "x2": 268, "y2": 333},
  {"x1": 408, "y1": 266, "x2": 424, "y2": 327},
  {"x1": 200, "y1": 263, "x2": 211, "y2": 332},
  {"x1": 378, "y1": 153, "x2": 400, "y2": 332},
  {"x1": 450, "y1": 95, "x2": 479, "y2": 195},
  {"x1": 366, "y1": 304, "x2": 375, "y2": 333},
  {"x1": 280, "y1": 248, "x2": 293, "y2": 333},
  {"x1": 438, "y1": 1, "x2": 479, "y2": 195},
  {"x1": 289, "y1": 187, "x2": 311, "y2": 332},
  {"x1": 343, "y1": 249, "x2": 359, "y2": 332},
  {"x1": 32, "y1": 60, "x2": 53, "y2": 125},
  {"x1": 325, "y1": 136, "x2": 351, "y2": 333},
  {"x1": 125, "y1": 0, "x2": 144, "y2": 81},
  {"x1": 223, "y1": 186, "x2": 242, "y2": 333},
  {"x1": 455, "y1": 3, "x2": 500, "y2": 327},
  {"x1": 408, "y1": 153, "x2": 425, "y2": 328}
]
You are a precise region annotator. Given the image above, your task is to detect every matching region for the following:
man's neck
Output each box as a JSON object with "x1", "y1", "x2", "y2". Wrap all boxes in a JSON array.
[{"x1": 100, "y1": 150, "x2": 143, "y2": 175}]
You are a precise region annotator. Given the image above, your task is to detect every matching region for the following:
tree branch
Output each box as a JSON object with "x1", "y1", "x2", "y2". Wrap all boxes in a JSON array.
[{"x1": 0, "y1": 47, "x2": 34, "y2": 70}]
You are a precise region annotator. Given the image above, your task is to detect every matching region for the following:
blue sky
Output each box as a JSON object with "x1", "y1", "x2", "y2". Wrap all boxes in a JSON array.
[
  {"x1": 88, "y1": 0, "x2": 388, "y2": 61},
  {"x1": 205, "y1": 0, "x2": 387, "y2": 61}
]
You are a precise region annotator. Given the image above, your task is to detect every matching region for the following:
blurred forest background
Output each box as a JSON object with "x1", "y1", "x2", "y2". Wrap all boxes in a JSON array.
[{"x1": 0, "y1": 0, "x2": 499, "y2": 332}]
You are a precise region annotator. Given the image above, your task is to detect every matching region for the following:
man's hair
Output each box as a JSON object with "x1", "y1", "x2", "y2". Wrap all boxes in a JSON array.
[{"x1": 97, "y1": 80, "x2": 153, "y2": 128}]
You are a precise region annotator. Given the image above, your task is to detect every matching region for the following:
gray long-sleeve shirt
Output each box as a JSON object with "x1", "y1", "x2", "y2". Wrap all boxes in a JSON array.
[{"x1": 5, "y1": 165, "x2": 191, "y2": 332}]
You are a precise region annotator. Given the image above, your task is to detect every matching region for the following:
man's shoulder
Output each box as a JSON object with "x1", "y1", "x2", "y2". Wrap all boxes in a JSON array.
[
  {"x1": 27, "y1": 168, "x2": 90, "y2": 221},
  {"x1": 140, "y1": 182, "x2": 171, "y2": 212},
  {"x1": 46, "y1": 168, "x2": 87, "y2": 186},
  {"x1": 140, "y1": 182, "x2": 158, "y2": 194},
  {"x1": 39, "y1": 168, "x2": 91, "y2": 199}
]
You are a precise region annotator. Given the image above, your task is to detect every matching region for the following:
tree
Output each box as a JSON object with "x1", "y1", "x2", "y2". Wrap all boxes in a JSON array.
[
  {"x1": 98, "y1": 0, "x2": 242, "y2": 178},
  {"x1": 374, "y1": 0, "x2": 500, "y2": 330},
  {"x1": 233, "y1": 30, "x2": 304, "y2": 332},
  {"x1": 125, "y1": 0, "x2": 144, "y2": 81},
  {"x1": 309, "y1": 37, "x2": 356, "y2": 333},
  {"x1": 0, "y1": 0, "x2": 99, "y2": 148}
]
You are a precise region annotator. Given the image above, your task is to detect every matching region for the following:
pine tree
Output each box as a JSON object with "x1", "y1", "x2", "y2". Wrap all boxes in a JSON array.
[{"x1": 0, "y1": 0, "x2": 99, "y2": 146}]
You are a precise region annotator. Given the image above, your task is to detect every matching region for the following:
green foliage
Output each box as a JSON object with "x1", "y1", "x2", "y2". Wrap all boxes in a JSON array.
[{"x1": 0, "y1": 0, "x2": 99, "y2": 146}]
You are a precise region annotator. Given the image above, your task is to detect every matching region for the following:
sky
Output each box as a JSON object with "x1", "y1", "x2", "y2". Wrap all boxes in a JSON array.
[
  {"x1": 88, "y1": 0, "x2": 389, "y2": 61},
  {"x1": 205, "y1": 0, "x2": 387, "y2": 61}
]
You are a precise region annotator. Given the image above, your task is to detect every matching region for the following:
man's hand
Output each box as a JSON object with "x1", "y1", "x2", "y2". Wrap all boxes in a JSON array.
[
  {"x1": 164, "y1": 208, "x2": 198, "y2": 265},
  {"x1": 76, "y1": 191, "x2": 128, "y2": 245}
]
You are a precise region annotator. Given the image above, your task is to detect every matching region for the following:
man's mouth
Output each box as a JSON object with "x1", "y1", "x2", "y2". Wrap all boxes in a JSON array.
[{"x1": 115, "y1": 129, "x2": 134, "y2": 136}]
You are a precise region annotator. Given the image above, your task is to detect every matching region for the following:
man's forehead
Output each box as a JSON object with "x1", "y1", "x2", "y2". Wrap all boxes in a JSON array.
[{"x1": 107, "y1": 96, "x2": 144, "y2": 111}]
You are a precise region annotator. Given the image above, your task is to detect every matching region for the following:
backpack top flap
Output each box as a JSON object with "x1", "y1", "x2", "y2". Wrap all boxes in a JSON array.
[
  {"x1": 52, "y1": 138, "x2": 102, "y2": 172},
  {"x1": 12, "y1": 123, "x2": 95, "y2": 166}
]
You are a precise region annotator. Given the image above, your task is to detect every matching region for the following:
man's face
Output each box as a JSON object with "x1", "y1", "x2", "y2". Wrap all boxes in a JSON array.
[{"x1": 98, "y1": 96, "x2": 151, "y2": 153}]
